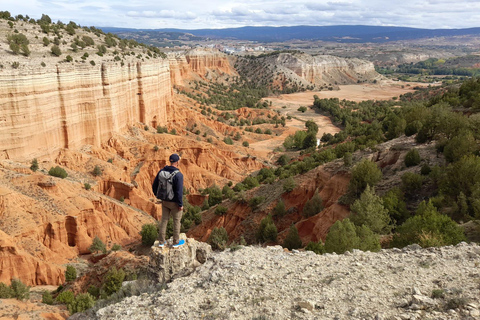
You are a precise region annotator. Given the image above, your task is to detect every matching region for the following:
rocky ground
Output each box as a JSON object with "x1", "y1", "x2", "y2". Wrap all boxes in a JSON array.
[{"x1": 90, "y1": 241, "x2": 480, "y2": 320}]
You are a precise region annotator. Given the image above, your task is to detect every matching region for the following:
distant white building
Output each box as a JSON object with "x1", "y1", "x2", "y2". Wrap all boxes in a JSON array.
[{"x1": 223, "y1": 47, "x2": 236, "y2": 54}]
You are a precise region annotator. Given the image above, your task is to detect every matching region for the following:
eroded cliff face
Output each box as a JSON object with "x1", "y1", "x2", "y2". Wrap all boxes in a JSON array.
[
  {"x1": 169, "y1": 48, "x2": 235, "y2": 85},
  {"x1": 0, "y1": 59, "x2": 172, "y2": 161},
  {"x1": 236, "y1": 52, "x2": 380, "y2": 91},
  {"x1": 273, "y1": 53, "x2": 378, "y2": 86},
  {"x1": 0, "y1": 167, "x2": 156, "y2": 285}
]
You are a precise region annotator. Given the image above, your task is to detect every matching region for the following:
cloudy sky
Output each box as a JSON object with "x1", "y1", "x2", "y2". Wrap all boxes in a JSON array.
[{"x1": 3, "y1": 0, "x2": 480, "y2": 30}]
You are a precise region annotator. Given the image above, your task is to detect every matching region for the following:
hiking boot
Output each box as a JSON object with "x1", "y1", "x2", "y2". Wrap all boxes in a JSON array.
[
  {"x1": 171, "y1": 239, "x2": 185, "y2": 248},
  {"x1": 158, "y1": 241, "x2": 167, "y2": 248}
]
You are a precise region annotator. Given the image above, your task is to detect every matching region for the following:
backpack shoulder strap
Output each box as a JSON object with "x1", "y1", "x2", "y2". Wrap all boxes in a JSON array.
[{"x1": 169, "y1": 170, "x2": 179, "y2": 181}]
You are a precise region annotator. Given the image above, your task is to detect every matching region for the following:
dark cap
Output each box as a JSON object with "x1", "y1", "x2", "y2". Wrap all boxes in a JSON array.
[{"x1": 169, "y1": 153, "x2": 180, "y2": 163}]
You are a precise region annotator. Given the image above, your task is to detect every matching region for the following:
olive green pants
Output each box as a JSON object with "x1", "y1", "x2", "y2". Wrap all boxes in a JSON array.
[{"x1": 159, "y1": 201, "x2": 183, "y2": 244}]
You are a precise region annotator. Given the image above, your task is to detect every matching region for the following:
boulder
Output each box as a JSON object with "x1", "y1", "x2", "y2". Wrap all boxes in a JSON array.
[{"x1": 148, "y1": 234, "x2": 212, "y2": 284}]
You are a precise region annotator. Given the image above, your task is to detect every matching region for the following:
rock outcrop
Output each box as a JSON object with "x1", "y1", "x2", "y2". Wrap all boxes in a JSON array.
[
  {"x1": 0, "y1": 59, "x2": 172, "y2": 161},
  {"x1": 149, "y1": 235, "x2": 212, "y2": 284},
  {"x1": 93, "y1": 242, "x2": 480, "y2": 320}
]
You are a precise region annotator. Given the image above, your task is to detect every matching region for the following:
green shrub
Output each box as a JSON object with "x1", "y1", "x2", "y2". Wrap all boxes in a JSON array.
[
  {"x1": 282, "y1": 224, "x2": 302, "y2": 250},
  {"x1": 355, "y1": 224, "x2": 381, "y2": 252},
  {"x1": 51, "y1": 44, "x2": 61, "y2": 56},
  {"x1": 392, "y1": 201, "x2": 466, "y2": 248},
  {"x1": 420, "y1": 164, "x2": 431, "y2": 175},
  {"x1": 343, "y1": 152, "x2": 352, "y2": 167},
  {"x1": 350, "y1": 185, "x2": 391, "y2": 234},
  {"x1": 42, "y1": 291, "x2": 54, "y2": 305},
  {"x1": 382, "y1": 187, "x2": 409, "y2": 225},
  {"x1": 303, "y1": 191, "x2": 323, "y2": 217},
  {"x1": 215, "y1": 205, "x2": 228, "y2": 215},
  {"x1": 243, "y1": 176, "x2": 259, "y2": 190},
  {"x1": 249, "y1": 196, "x2": 265, "y2": 210},
  {"x1": 140, "y1": 224, "x2": 158, "y2": 246},
  {"x1": 56, "y1": 290, "x2": 74, "y2": 304},
  {"x1": 204, "y1": 185, "x2": 222, "y2": 207},
  {"x1": 401, "y1": 172, "x2": 424, "y2": 195},
  {"x1": 283, "y1": 177, "x2": 296, "y2": 193},
  {"x1": 223, "y1": 137, "x2": 234, "y2": 145},
  {"x1": 221, "y1": 185, "x2": 235, "y2": 200},
  {"x1": 305, "y1": 241, "x2": 325, "y2": 254},
  {"x1": 242, "y1": 141, "x2": 249, "y2": 147},
  {"x1": 324, "y1": 218, "x2": 380, "y2": 254},
  {"x1": 277, "y1": 154, "x2": 290, "y2": 166},
  {"x1": 102, "y1": 267, "x2": 125, "y2": 296},
  {"x1": 65, "y1": 265, "x2": 77, "y2": 282},
  {"x1": 65, "y1": 55, "x2": 73, "y2": 62},
  {"x1": 256, "y1": 215, "x2": 277, "y2": 243},
  {"x1": 325, "y1": 219, "x2": 359, "y2": 254},
  {"x1": 30, "y1": 158, "x2": 39, "y2": 172},
  {"x1": 156, "y1": 126, "x2": 168, "y2": 133},
  {"x1": 349, "y1": 159, "x2": 382, "y2": 196},
  {"x1": 404, "y1": 149, "x2": 421, "y2": 167},
  {"x1": 297, "y1": 106, "x2": 307, "y2": 113},
  {"x1": 10, "y1": 279, "x2": 29, "y2": 300},
  {"x1": 208, "y1": 227, "x2": 228, "y2": 250},
  {"x1": 0, "y1": 283, "x2": 13, "y2": 298},
  {"x1": 89, "y1": 236, "x2": 106, "y2": 254},
  {"x1": 49, "y1": 166, "x2": 68, "y2": 178},
  {"x1": 84, "y1": 183, "x2": 91, "y2": 190},
  {"x1": 92, "y1": 165, "x2": 102, "y2": 177},
  {"x1": 68, "y1": 293, "x2": 95, "y2": 314},
  {"x1": 87, "y1": 285, "x2": 100, "y2": 298},
  {"x1": 273, "y1": 200, "x2": 286, "y2": 217},
  {"x1": 302, "y1": 132, "x2": 318, "y2": 149},
  {"x1": 111, "y1": 244, "x2": 122, "y2": 251},
  {"x1": 405, "y1": 120, "x2": 422, "y2": 136},
  {"x1": 90, "y1": 60, "x2": 95, "y2": 66},
  {"x1": 443, "y1": 131, "x2": 477, "y2": 163}
]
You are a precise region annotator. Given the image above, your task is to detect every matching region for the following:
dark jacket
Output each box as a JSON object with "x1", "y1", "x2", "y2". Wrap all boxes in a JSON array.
[{"x1": 152, "y1": 165, "x2": 184, "y2": 207}]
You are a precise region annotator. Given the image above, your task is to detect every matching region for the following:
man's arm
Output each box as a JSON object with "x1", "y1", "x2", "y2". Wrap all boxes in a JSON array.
[
  {"x1": 152, "y1": 173, "x2": 159, "y2": 197},
  {"x1": 174, "y1": 173, "x2": 184, "y2": 208}
]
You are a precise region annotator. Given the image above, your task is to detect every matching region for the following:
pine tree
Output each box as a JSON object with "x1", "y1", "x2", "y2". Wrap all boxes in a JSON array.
[
  {"x1": 282, "y1": 224, "x2": 302, "y2": 250},
  {"x1": 350, "y1": 185, "x2": 391, "y2": 234}
]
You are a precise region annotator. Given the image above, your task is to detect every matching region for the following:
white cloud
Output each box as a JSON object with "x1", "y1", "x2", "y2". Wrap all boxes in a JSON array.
[{"x1": 1, "y1": 0, "x2": 479, "y2": 29}]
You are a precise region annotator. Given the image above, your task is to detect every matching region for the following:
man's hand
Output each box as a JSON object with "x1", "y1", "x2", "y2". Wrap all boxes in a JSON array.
[{"x1": 179, "y1": 206, "x2": 183, "y2": 211}]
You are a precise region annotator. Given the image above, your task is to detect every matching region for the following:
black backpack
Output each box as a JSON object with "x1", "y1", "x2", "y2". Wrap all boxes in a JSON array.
[{"x1": 155, "y1": 170, "x2": 179, "y2": 201}]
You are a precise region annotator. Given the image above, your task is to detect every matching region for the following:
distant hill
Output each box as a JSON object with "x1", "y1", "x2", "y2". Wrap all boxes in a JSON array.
[{"x1": 102, "y1": 25, "x2": 480, "y2": 43}]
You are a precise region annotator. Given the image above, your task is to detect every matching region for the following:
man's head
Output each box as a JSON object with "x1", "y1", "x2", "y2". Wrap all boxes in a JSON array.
[{"x1": 169, "y1": 153, "x2": 180, "y2": 166}]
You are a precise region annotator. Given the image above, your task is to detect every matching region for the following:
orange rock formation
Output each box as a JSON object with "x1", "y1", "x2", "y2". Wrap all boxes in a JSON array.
[{"x1": 0, "y1": 49, "x2": 263, "y2": 286}]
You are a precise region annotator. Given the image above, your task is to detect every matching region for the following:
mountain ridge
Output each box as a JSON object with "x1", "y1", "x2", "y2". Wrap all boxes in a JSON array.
[{"x1": 102, "y1": 25, "x2": 480, "y2": 43}]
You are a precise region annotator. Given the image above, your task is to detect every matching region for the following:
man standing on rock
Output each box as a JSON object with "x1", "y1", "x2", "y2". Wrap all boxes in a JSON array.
[{"x1": 152, "y1": 153, "x2": 185, "y2": 248}]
